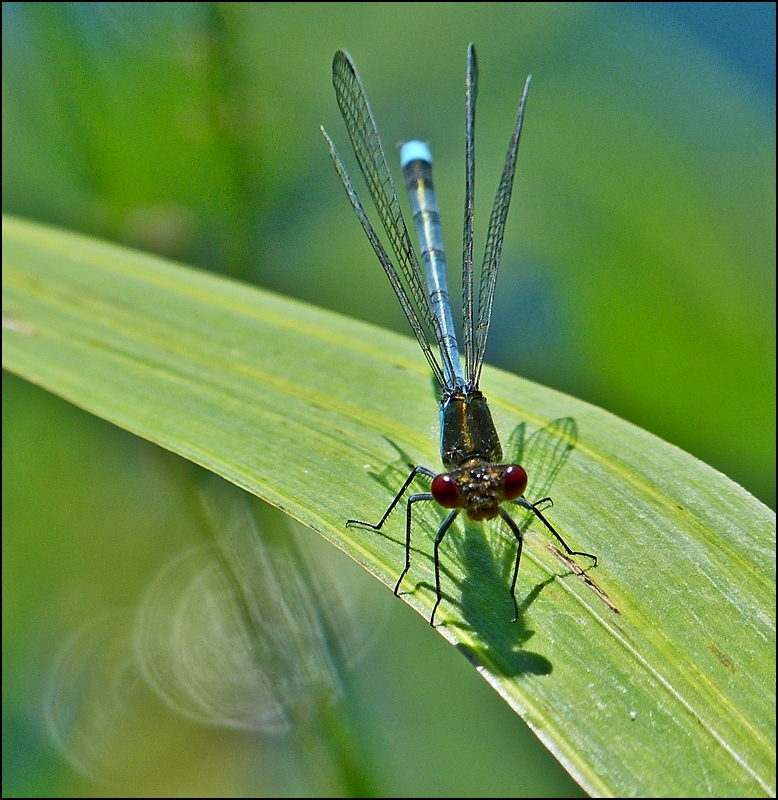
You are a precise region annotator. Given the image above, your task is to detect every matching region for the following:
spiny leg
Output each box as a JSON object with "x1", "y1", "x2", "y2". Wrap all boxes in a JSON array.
[
  {"x1": 430, "y1": 510, "x2": 460, "y2": 627},
  {"x1": 347, "y1": 465, "x2": 436, "y2": 530},
  {"x1": 530, "y1": 496, "x2": 553, "y2": 513},
  {"x1": 515, "y1": 497, "x2": 597, "y2": 565},
  {"x1": 394, "y1": 492, "x2": 433, "y2": 596},
  {"x1": 499, "y1": 507, "x2": 524, "y2": 622}
]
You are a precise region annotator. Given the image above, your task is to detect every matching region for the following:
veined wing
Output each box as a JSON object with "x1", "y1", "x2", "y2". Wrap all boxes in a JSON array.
[
  {"x1": 322, "y1": 50, "x2": 454, "y2": 388},
  {"x1": 506, "y1": 416, "x2": 578, "y2": 504},
  {"x1": 461, "y1": 44, "x2": 478, "y2": 383},
  {"x1": 471, "y1": 73, "x2": 531, "y2": 388}
]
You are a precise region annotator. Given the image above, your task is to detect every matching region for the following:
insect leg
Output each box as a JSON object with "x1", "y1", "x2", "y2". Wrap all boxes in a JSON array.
[
  {"x1": 346, "y1": 465, "x2": 436, "y2": 529},
  {"x1": 394, "y1": 491, "x2": 434, "y2": 596},
  {"x1": 499, "y1": 507, "x2": 524, "y2": 622},
  {"x1": 515, "y1": 497, "x2": 597, "y2": 565},
  {"x1": 430, "y1": 509, "x2": 460, "y2": 627}
]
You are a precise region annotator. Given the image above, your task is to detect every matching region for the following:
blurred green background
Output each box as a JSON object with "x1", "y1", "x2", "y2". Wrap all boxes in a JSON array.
[{"x1": 3, "y1": 3, "x2": 774, "y2": 796}]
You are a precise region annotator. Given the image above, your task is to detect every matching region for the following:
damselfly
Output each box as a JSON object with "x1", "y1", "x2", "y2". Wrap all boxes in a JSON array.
[{"x1": 322, "y1": 45, "x2": 596, "y2": 626}]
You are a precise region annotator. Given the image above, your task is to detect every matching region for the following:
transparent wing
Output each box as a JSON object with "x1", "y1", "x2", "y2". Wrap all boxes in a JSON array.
[
  {"x1": 325, "y1": 50, "x2": 454, "y2": 388},
  {"x1": 322, "y1": 127, "x2": 445, "y2": 387},
  {"x1": 462, "y1": 43, "x2": 478, "y2": 383},
  {"x1": 506, "y1": 416, "x2": 578, "y2": 503},
  {"x1": 471, "y1": 74, "x2": 531, "y2": 387}
]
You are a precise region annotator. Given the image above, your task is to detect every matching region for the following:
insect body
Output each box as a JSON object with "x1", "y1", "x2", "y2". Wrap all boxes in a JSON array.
[{"x1": 322, "y1": 46, "x2": 596, "y2": 625}]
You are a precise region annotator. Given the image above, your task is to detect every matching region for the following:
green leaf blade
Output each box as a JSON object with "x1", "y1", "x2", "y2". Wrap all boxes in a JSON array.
[{"x1": 3, "y1": 215, "x2": 774, "y2": 796}]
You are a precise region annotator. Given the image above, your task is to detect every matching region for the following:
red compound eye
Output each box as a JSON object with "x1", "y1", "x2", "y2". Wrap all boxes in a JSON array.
[
  {"x1": 501, "y1": 464, "x2": 527, "y2": 501},
  {"x1": 431, "y1": 473, "x2": 462, "y2": 508}
]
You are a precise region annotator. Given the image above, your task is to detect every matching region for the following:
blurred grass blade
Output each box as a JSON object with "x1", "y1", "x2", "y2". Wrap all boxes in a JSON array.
[
  {"x1": 46, "y1": 473, "x2": 379, "y2": 784},
  {"x1": 3, "y1": 215, "x2": 775, "y2": 797},
  {"x1": 135, "y1": 473, "x2": 365, "y2": 735}
]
